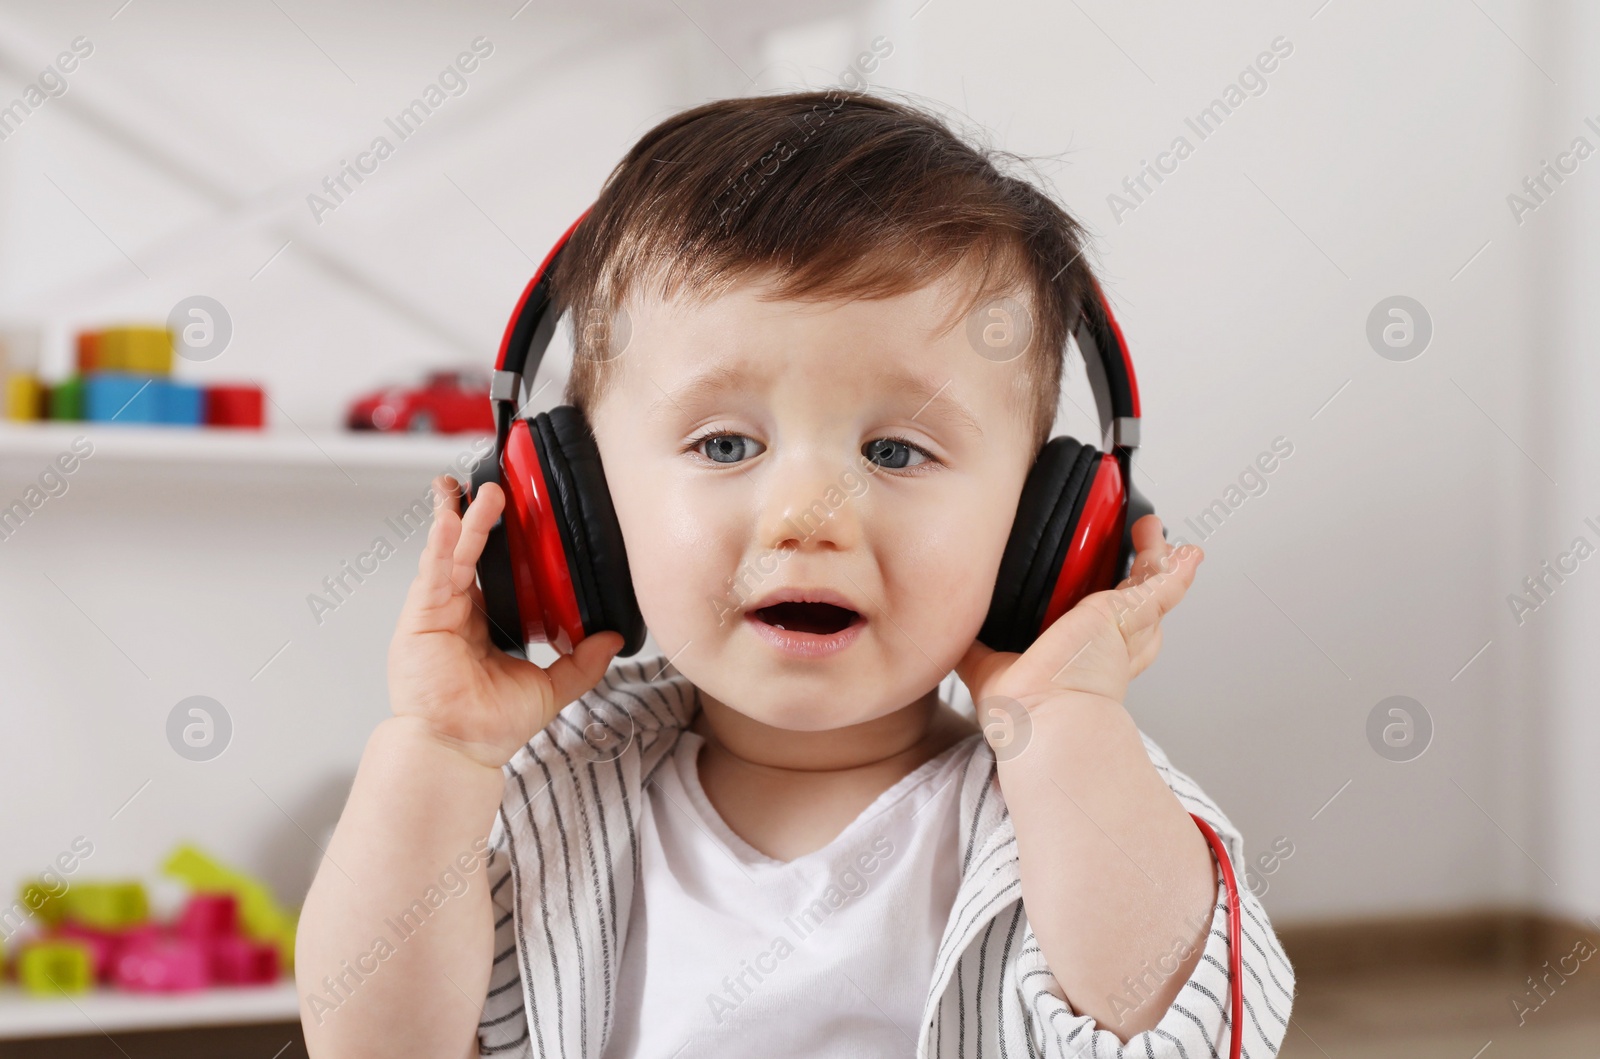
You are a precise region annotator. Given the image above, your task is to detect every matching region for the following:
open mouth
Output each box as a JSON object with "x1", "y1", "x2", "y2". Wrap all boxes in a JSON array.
[{"x1": 749, "y1": 601, "x2": 861, "y2": 636}]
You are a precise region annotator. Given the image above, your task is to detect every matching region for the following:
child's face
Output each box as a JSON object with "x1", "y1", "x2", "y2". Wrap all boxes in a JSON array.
[{"x1": 588, "y1": 270, "x2": 1039, "y2": 731}]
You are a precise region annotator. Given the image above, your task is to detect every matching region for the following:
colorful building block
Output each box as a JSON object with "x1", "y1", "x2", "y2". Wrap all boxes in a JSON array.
[
  {"x1": 63, "y1": 880, "x2": 149, "y2": 930},
  {"x1": 98, "y1": 327, "x2": 173, "y2": 374},
  {"x1": 75, "y1": 331, "x2": 103, "y2": 374},
  {"x1": 176, "y1": 893, "x2": 238, "y2": 939},
  {"x1": 48, "y1": 375, "x2": 84, "y2": 420},
  {"x1": 18, "y1": 880, "x2": 68, "y2": 927},
  {"x1": 208, "y1": 935, "x2": 281, "y2": 985},
  {"x1": 163, "y1": 845, "x2": 296, "y2": 970},
  {"x1": 203, "y1": 384, "x2": 265, "y2": 428},
  {"x1": 84, "y1": 374, "x2": 162, "y2": 423},
  {"x1": 112, "y1": 936, "x2": 208, "y2": 992},
  {"x1": 159, "y1": 380, "x2": 203, "y2": 425},
  {"x1": 5, "y1": 373, "x2": 45, "y2": 421},
  {"x1": 19, "y1": 939, "x2": 95, "y2": 995}
]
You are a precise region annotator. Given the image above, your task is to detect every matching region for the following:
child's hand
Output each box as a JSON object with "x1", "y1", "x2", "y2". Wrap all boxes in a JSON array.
[
  {"x1": 956, "y1": 515, "x2": 1203, "y2": 715},
  {"x1": 386, "y1": 475, "x2": 625, "y2": 771}
]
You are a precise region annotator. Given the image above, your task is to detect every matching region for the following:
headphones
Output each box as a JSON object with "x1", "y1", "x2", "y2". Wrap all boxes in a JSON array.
[{"x1": 463, "y1": 206, "x2": 1156, "y2": 660}]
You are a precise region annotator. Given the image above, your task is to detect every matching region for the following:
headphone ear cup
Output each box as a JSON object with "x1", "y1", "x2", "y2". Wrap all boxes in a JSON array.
[
  {"x1": 532, "y1": 406, "x2": 647, "y2": 656},
  {"x1": 980, "y1": 437, "x2": 1099, "y2": 654},
  {"x1": 468, "y1": 441, "x2": 532, "y2": 658}
]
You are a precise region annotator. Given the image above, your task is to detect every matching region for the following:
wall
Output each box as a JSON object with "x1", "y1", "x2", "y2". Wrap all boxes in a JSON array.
[{"x1": 0, "y1": 0, "x2": 1586, "y2": 928}]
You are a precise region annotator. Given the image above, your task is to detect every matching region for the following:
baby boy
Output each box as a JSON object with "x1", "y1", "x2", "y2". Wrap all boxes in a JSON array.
[{"x1": 296, "y1": 90, "x2": 1294, "y2": 1058}]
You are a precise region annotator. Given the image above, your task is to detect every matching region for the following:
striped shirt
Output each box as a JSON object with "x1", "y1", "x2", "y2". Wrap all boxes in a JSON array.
[{"x1": 477, "y1": 657, "x2": 1295, "y2": 1058}]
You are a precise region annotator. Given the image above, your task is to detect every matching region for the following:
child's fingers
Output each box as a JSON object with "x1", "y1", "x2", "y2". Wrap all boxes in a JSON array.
[
  {"x1": 1105, "y1": 543, "x2": 1202, "y2": 641},
  {"x1": 540, "y1": 630, "x2": 626, "y2": 714},
  {"x1": 452, "y1": 479, "x2": 504, "y2": 588},
  {"x1": 402, "y1": 476, "x2": 470, "y2": 624}
]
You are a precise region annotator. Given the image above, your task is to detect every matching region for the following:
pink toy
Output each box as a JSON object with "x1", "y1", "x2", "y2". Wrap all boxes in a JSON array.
[
  {"x1": 112, "y1": 936, "x2": 209, "y2": 992},
  {"x1": 55, "y1": 922, "x2": 162, "y2": 983},
  {"x1": 208, "y1": 935, "x2": 280, "y2": 984},
  {"x1": 176, "y1": 894, "x2": 238, "y2": 939}
]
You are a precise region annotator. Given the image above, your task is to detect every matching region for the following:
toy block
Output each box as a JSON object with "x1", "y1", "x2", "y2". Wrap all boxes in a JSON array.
[
  {"x1": 18, "y1": 880, "x2": 68, "y2": 926},
  {"x1": 19, "y1": 939, "x2": 94, "y2": 995},
  {"x1": 163, "y1": 845, "x2": 296, "y2": 970},
  {"x1": 113, "y1": 936, "x2": 209, "y2": 992},
  {"x1": 84, "y1": 374, "x2": 162, "y2": 423},
  {"x1": 159, "y1": 380, "x2": 203, "y2": 425},
  {"x1": 48, "y1": 375, "x2": 84, "y2": 420},
  {"x1": 99, "y1": 327, "x2": 173, "y2": 374},
  {"x1": 5, "y1": 373, "x2": 45, "y2": 421},
  {"x1": 209, "y1": 935, "x2": 281, "y2": 984},
  {"x1": 203, "y1": 384, "x2": 264, "y2": 428},
  {"x1": 76, "y1": 331, "x2": 103, "y2": 373},
  {"x1": 63, "y1": 880, "x2": 149, "y2": 930},
  {"x1": 176, "y1": 893, "x2": 238, "y2": 939}
]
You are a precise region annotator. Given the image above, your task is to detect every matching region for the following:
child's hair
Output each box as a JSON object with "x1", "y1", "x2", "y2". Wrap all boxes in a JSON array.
[{"x1": 555, "y1": 90, "x2": 1095, "y2": 454}]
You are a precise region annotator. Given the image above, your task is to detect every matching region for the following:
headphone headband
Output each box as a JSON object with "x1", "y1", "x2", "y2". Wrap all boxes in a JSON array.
[{"x1": 489, "y1": 206, "x2": 1141, "y2": 457}]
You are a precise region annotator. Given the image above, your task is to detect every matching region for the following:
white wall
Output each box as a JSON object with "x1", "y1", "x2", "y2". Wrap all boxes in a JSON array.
[{"x1": 0, "y1": 0, "x2": 1591, "y2": 930}]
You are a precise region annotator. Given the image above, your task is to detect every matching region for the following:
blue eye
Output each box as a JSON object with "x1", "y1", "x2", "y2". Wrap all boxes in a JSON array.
[
  {"x1": 694, "y1": 432, "x2": 765, "y2": 464},
  {"x1": 863, "y1": 437, "x2": 932, "y2": 470}
]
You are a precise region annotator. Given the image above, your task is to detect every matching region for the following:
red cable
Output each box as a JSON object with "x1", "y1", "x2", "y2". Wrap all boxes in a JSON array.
[{"x1": 1189, "y1": 813, "x2": 1243, "y2": 1059}]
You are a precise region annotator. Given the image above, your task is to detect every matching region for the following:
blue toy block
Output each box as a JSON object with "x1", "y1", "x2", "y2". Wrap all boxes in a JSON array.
[
  {"x1": 84, "y1": 374, "x2": 162, "y2": 424},
  {"x1": 158, "y1": 381, "x2": 203, "y2": 425}
]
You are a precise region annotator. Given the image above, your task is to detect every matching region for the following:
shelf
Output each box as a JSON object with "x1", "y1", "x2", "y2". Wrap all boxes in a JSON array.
[
  {"x1": 0, "y1": 981, "x2": 300, "y2": 1039},
  {"x1": 0, "y1": 422, "x2": 495, "y2": 474}
]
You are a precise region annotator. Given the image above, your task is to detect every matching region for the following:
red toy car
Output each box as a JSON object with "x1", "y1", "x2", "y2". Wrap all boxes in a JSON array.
[{"x1": 346, "y1": 369, "x2": 494, "y2": 433}]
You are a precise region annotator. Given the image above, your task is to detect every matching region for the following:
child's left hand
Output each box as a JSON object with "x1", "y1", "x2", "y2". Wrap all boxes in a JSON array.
[{"x1": 956, "y1": 514, "x2": 1204, "y2": 718}]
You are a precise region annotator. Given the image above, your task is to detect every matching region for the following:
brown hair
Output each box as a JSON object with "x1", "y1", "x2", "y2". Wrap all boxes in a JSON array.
[{"x1": 553, "y1": 89, "x2": 1095, "y2": 453}]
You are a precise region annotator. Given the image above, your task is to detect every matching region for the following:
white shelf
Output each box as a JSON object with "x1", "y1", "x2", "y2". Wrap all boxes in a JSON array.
[
  {"x1": 0, "y1": 421, "x2": 494, "y2": 473},
  {"x1": 0, "y1": 981, "x2": 301, "y2": 1039}
]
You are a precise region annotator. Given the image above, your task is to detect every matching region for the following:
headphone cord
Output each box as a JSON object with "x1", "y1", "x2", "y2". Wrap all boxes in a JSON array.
[{"x1": 1190, "y1": 813, "x2": 1244, "y2": 1059}]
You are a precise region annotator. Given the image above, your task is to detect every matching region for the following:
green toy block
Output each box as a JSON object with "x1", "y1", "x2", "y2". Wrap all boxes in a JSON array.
[
  {"x1": 163, "y1": 844, "x2": 297, "y2": 970},
  {"x1": 48, "y1": 375, "x2": 84, "y2": 420},
  {"x1": 63, "y1": 881, "x2": 148, "y2": 930},
  {"x1": 18, "y1": 880, "x2": 67, "y2": 927},
  {"x1": 20, "y1": 939, "x2": 94, "y2": 995}
]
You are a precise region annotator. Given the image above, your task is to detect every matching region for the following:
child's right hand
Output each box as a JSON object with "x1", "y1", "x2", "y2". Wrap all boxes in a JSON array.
[{"x1": 386, "y1": 474, "x2": 625, "y2": 771}]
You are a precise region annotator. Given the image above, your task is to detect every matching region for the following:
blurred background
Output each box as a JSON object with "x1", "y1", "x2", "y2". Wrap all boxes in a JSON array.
[{"x1": 0, "y1": 0, "x2": 1596, "y2": 1055}]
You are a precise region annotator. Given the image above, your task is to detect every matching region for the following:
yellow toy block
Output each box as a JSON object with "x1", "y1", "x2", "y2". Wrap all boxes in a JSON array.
[
  {"x1": 63, "y1": 881, "x2": 148, "y2": 930},
  {"x1": 19, "y1": 939, "x2": 94, "y2": 995},
  {"x1": 5, "y1": 373, "x2": 45, "y2": 420},
  {"x1": 99, "y1": 327, "x2": 173, "y2": 374},
  {"x1": 18, "y1": 880, "x2": 68, "y2": 927},
  {"x1": 163, "y1": 845, "x2": 297, "y2": 970}
]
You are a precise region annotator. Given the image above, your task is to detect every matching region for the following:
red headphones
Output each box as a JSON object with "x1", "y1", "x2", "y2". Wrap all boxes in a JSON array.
[{"x1": 463, "y1": 206, "x2": 1156, "y2": 661}]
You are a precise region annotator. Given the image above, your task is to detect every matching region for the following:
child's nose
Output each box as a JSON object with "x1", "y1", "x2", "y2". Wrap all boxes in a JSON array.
[{"x1": 753, "y1": 455, "x2": 864, "y2": 553}]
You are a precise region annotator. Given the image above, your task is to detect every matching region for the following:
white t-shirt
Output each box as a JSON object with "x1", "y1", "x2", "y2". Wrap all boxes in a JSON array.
[{"x1": 600, "y1": 725, "x2": 982, "y2": 1059}]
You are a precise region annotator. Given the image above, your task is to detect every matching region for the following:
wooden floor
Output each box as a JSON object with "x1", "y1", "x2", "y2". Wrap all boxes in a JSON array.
[{"x1": 1282, "y1": 960, "x2": 1600, "y2": 1058}]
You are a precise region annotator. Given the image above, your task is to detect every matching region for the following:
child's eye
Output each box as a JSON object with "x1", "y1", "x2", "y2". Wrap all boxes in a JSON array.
[
  {"x1": 863, "y1": 437, "x2": 935, "y2": 471},
  {"x1": 691, "y1": 432, "x2": 766, "y2": 465}
]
